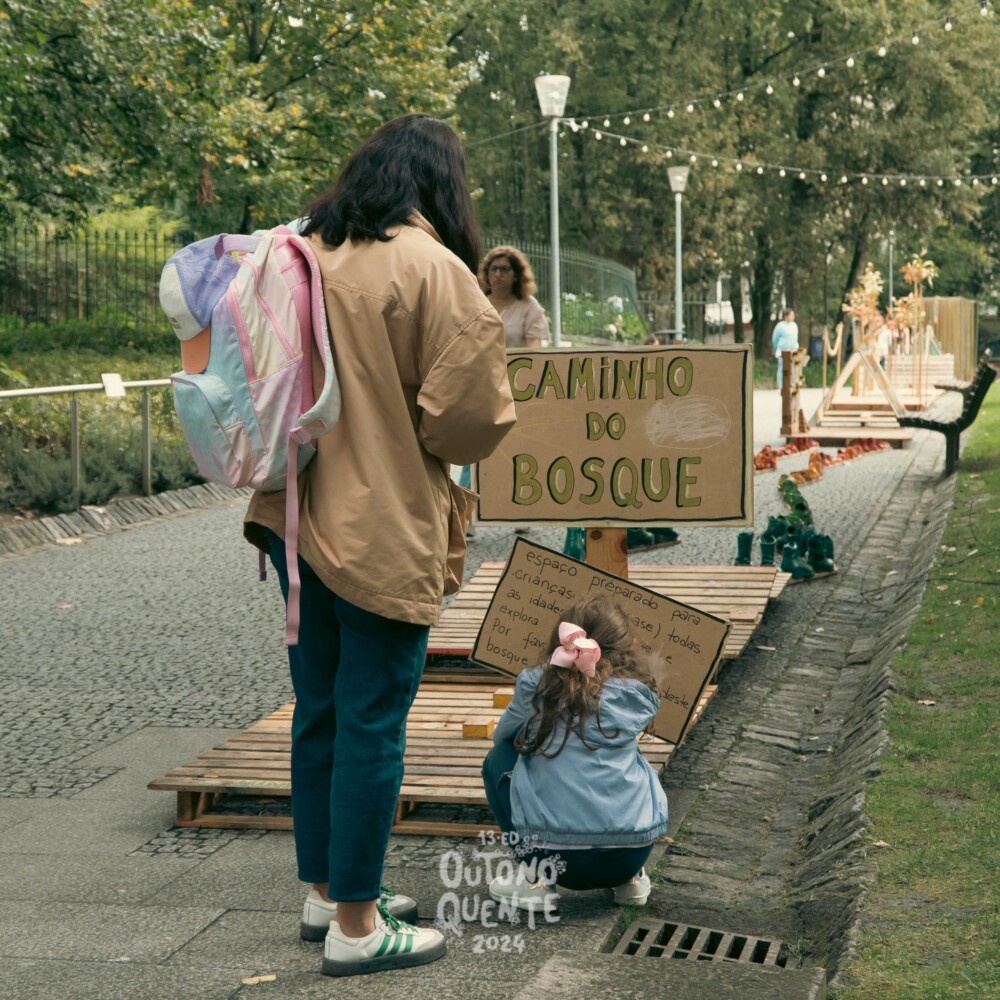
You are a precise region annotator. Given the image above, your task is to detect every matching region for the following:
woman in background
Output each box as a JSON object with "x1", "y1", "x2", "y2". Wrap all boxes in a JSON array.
[{"x1": 479, "y1": 245, "x2": 550, "y2": 348}]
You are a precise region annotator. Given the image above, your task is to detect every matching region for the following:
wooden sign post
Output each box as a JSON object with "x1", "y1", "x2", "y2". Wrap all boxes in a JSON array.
[
  {"x1": 472, "y1": 539, "x2": 731, "y2": 744},
  {"x1": 476, "y1": 345, "x2": 754, "y2": 534}
]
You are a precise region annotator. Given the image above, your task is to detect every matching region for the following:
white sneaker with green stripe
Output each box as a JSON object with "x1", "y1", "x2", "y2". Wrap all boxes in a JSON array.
[
  {"x1": 301, "y1": 884, "x2": 418, "y2": 941},
  {"x1": 322, "y1": 903, "x2": 447, "y2": 977}
]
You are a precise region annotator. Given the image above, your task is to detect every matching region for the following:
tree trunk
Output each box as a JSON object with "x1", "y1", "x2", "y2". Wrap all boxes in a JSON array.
[
  {"x1": 731, "y1": 269, "x2": 745, "y2": 343},
  {"x1": 750, "y1": 235, "x2": 775, "y2": 360}
]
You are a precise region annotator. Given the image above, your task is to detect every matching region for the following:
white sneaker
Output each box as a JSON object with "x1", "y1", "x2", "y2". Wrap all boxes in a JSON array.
[
  {"x1": 488, "y1": 870, "x2": 559, "y2": 914},
  {"x1": 322, "y1": 905, "x2": 447, "y2": 977},
  {"x1": 301, "y1": 885, "x2": 418, "y2": 942},
  {"x1": 612, "y1": 867, "x2": 651, "y2": 906}
]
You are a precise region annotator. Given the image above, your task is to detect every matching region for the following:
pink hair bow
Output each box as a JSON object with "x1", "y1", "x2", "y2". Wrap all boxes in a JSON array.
[{"x1": 549, "y1": 622, "x2": 601, "y2": 678}]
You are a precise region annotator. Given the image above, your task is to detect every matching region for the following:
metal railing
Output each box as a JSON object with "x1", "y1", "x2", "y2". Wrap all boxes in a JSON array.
[{"x1": 0, "y1": 376, "x2": 171, "y2": 511}]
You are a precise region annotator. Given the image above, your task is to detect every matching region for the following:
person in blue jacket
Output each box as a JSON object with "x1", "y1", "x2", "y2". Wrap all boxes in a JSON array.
[{"x1": 482, "y1": 594, "x2": 669, "y2": 913}]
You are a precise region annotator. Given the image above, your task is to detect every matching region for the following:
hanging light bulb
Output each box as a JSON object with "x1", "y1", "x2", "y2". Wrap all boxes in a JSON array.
[
  {"x1": 690, "y1": 154, "x2": 697, "y2": 163},
  {"x1": 992, "y1": 177, "x2": 999, "y2": 184},
  {"x1": 641, "y1": 144, "x2": 648, "y2": 153},
  {"x1": 937, "y1": 178, "x2": 944, "y2": 186},
  {"x1": 713, "y1": 97, "x2": 722, "y2": 108},
  {"x1": 817, "y1": 67, "x2": 826, "y2": 77},
  {"x1": 881, "y1": 177, "x2": 889, "y2": 186},
  {"x1": 799, "y1": 171, "x2": 806, "y2": 180},
  {"x1": 919, "y1": 178, "x2": 927, "y2": 186},
  {"x1": 877, "y1": 45, "x2": 887, "y2": 57},
  {"x1": 623, "y1": 116, "x2": 630, "y2": 125},
  {"x1": 735, "y1": 162, "x2": 743, "y2": 172},
  {"x1": 846, "y1": 56, "x2": 855, "y2": 68},
  {"x1": 711, "y1": 158, "x2": 719, "y2": 167},
  {"x1": 603, "y1": 118, "x2": 610, "y2": 127},
  {"x1": 900, "y1": 178, "x2": 907, "y2": 186},
  {"x1": 620, "y1": 137, "x2": 627, "y2": 146},
  {"x1": 581, "y1": 120, "x2": 589, "y2": 129},
  {"x1": 945, "y1": 17, "x2": 953, "y2": 30},
  {"x1": 642, "y1": 112, "x2": 650, "y2": 122},
  {"x1": 840, "y1": 174, "x2": 848, "y2": 184},
  {"x1": 665, "y1": 149, "x2": 672, "y2": 158},
  {"x1": 667, "y1": 108, "x2": 675, "y2": 118},
  {"x1": 980, "y1": 1, "x2": 989, "y2": 17},
  {"x1": 594, "y1": 131, "x2": 602, "y2": 140},
  {"x1": 686, "y1": 103, "x2": 695, "y2": 113},
  {"x1": 954, "y1": 178, "x2": 962, "y2": 186},
  {"x1": 736, "y1": 91, "x2": 745, "y2": 102},
  {"x1": 911, "y1": 31, "x2": 920, "y2": 44},
  {"x1": 765, "y1": 83, "x2": 774, "y2": 95},
  {"x1": 792, "y1": 74, "x2": 801, "y2": 87},
  {"x1": 861, "y1": 176, "x2": 869, "y2": 185},
  {"x1": 820, "y1": 173, "x2": 828, "y2": 182},
  {"x1": 972, "y1": 177, "x2": 979, "y2": 186},
  {"x1": 756, "y1": 165, "x2": 764, "y2": 174}
]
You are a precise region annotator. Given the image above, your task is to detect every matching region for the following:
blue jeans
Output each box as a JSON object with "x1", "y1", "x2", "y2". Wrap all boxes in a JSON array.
[
  {"x1": 481, "y1": 740, "x2": 652, "y2": 890},
  {"x1": 264, "y1": 529, "x2": 428, "y2": 901}
]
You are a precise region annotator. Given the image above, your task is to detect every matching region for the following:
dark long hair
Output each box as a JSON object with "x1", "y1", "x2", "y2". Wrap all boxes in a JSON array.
[
  {"x1": 515, "y1": 595, "x2": 657, "y2": 759},
  {"x1": 300, "y1": 113, "x2": 481, "y2": 273}
]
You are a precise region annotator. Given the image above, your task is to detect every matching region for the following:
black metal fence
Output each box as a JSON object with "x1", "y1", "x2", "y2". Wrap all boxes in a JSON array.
[
  {"x1": 0, "y1": 229, "x2": 186, "y2": 330},
  {"x1": 0, "y1": 227, "x2": 644, "y2": 339}
]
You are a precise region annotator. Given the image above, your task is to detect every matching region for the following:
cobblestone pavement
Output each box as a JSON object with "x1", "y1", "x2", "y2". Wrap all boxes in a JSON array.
[{"x1": 0, "y1": 389, "x2": 964, "y2": 997}]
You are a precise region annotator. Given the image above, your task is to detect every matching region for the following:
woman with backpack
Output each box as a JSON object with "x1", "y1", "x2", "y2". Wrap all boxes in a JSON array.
[{"x1": 243, "y1": 114, "x2": 516, "y2": 977}]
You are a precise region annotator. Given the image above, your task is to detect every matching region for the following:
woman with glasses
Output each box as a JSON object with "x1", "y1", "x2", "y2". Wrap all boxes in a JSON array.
[{"x1": 479, "y1": 245, "x2": 550, "y2": 348}]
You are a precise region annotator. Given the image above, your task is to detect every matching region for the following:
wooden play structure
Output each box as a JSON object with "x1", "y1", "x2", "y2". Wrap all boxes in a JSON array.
[
  {"x1": 149, "y1": 346, "x2": 790, "y2": 836},
  {"x1": 788, "y1": 253, "x2": 971, "y2": 449}
]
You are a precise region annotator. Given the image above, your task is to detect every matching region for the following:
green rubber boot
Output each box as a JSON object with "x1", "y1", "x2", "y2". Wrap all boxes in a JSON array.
[
  {"x1": 649, "y1": 527, "x2": 680, "y2": 545},
  {"x1": 627, "y1": 528, "x2": 657, "y2": 549},
  {"x1": 734, "y1": 530, "x2": 754, "y2": 566},
  {"x1": 759, "y1": 534, "x2": 776, "y2": 567},
  {"x1": 781, "y1": 541, "x2": 815, "y2": 580},
  {"x1": 563, "y1": 528, "x2": 586, "y2": 561},
  {"x1": 807, "y1": 534, "x2": 836, "y2": 573}
]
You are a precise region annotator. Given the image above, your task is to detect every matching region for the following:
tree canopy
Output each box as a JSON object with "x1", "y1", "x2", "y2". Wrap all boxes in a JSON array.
[{"x1": 3, "y1": 0, "x2": 999, "y2": 353}]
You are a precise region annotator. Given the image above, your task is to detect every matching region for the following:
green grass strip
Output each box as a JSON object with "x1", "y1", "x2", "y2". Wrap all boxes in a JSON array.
[{"x1": 834, "y1": 386, "x2": 1000, "y2": 1000}]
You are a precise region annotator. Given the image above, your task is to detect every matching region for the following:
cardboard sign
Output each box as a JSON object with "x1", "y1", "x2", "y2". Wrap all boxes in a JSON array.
[
  {"x1": 476, "y1": 345, "x2": 753, "y2": 527},
  {"x1": 472, "y1": 539, "x2": 730, "y2": 744}
]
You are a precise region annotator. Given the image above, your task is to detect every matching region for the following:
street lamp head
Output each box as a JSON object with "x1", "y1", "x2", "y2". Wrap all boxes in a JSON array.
[
  {"x1": 667, "y1": 165, "x2": 691, "y2": 193},
  {"x1": 534, "y1": 75, "x2": 571, "y2": 118}
]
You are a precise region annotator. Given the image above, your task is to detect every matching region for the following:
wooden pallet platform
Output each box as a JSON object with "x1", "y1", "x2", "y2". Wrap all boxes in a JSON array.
[
  {"x1": 429, "y1": 562, "x2": 790, "y2": 664},
  {"x1": 148, "y1": 682, "x2": 701, "y2": 837},
  {"x1": 787, "y1": 427, "x2": 914, "y2": 449}
]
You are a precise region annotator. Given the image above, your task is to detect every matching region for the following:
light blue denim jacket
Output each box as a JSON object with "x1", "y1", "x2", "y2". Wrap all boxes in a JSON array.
[{"x1": 493, "y1": 666, "x2": 669, "y2": 847}]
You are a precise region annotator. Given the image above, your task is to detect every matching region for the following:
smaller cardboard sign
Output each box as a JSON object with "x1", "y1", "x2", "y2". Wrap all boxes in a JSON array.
[{"x1": 471, "y1": 539, "x2": 730, "y2": 744}]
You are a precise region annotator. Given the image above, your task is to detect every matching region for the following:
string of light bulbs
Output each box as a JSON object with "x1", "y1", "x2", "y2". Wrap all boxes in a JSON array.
[
  {"x1": 567, "y1": 121, "x2": 1000, "y2": 189},
  {"x1": 577, "y1": 0, "x2": 993, "y2": 128}
]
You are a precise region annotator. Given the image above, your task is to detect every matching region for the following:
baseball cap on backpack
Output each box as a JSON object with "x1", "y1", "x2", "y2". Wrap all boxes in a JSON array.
[{"x1": 159, "y1": 224, "x2": 341, "y2": 645}]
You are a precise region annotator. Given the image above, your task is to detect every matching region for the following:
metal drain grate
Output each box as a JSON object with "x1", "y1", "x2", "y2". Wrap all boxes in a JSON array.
[{"x1": 613, "y1": 919, "x2": 795, "y2": 968}]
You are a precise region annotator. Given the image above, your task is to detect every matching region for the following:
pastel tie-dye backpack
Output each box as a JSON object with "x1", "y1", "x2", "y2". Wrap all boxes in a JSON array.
[{"x1": 159, "y1": 224, "x2": 341, "y2": 645}]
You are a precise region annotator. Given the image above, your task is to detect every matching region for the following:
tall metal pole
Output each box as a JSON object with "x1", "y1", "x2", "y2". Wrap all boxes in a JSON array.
[
  {"x1": 888, "y1": 229, "x2": 895, "y2": 309},
  {"x1": 549, "y1": 116, "x2": 562, "y2": 347},
  {"x1": 674, "y1": 191, "x2": 683, "y2": 334}
]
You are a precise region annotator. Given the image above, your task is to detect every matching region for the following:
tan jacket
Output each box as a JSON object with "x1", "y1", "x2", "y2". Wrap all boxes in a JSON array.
[{"x1": 244, "y1": 215, "x2": 516, "y2": 625}]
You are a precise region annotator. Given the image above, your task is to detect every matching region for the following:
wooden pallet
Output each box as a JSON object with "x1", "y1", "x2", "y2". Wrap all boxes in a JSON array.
[
  {"x1": 786, "y1": 427, "x2": 914, "y2": 449},
  {"x1": 428, "y1": 562, "x2": 790, "y2": 664},
  {"x1": 148, "y1": 682, "x2": 698, "y2": 837}
]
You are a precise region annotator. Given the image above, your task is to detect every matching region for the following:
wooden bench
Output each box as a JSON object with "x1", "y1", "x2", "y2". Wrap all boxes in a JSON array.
[{"x1": 898, "y1": 359, "x2": 996, "y2": 475}]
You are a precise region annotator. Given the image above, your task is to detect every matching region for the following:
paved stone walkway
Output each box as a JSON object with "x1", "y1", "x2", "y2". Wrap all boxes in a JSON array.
[{"x1": 0, "y1": 390, "x2": 962, "y2": 998}]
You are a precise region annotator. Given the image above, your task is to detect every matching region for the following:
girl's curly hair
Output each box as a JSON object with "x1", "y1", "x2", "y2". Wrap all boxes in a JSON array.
[{"x1": 515, "y1": 594, "x2": 657, "y2": 758}]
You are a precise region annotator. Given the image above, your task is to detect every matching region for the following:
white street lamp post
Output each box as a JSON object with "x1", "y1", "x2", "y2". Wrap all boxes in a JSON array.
[
  {"x1": 667, "y1": 165, "x2": 690, "y2": 337},
  {"x1": 534, "y1": 74, "x2": 571, "y2": 347}
]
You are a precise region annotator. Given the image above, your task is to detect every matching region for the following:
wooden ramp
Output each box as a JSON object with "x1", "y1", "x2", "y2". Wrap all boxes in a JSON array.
[
  {"x1": 429, "y1": 562, "x2": 791, "y2": 664},
  {"x1": 148, "y1": 682, "x2": 697, "y2": 838}
]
